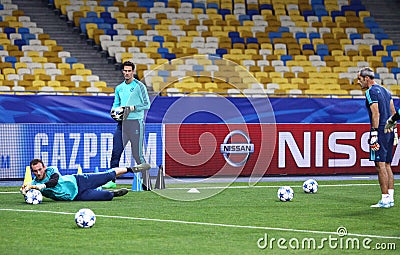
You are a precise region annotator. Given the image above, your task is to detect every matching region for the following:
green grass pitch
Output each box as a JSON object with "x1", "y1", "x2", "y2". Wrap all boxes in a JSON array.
[{"x1": 0, "y1": 180, "x2": 399, "y2": 255}]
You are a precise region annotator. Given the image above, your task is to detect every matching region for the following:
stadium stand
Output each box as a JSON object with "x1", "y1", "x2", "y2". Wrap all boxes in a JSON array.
[
  {"x1": 0, "y1": 0, "x2": 399, "y2": 97},
  {"x1": 0, "y1": 0, "x2": 114, "y2": 95}
]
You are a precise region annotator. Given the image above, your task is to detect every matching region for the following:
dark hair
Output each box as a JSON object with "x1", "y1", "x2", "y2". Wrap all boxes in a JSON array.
[
  {"x1": 30, "y1": 158, "x2": 44, "y2": 168},
  {"x1": 122, "y1": 61, "x2": 135, "y2": 71},
  {"x1": 359, "y1": 67, "x2": 375, "y2": 79}
]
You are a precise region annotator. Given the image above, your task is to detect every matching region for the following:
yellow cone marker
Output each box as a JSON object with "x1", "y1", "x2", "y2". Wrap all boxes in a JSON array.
[{"x1": 23, "y1": 166, "x2": 32, "y2": 185}]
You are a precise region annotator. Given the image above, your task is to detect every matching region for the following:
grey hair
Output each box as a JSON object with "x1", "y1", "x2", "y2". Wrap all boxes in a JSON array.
[{"x1": 359, "y1": 67, "x2": 375, "y2": 79}]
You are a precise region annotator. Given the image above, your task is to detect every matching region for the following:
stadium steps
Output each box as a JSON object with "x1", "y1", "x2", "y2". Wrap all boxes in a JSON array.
[
  {"x1": 361, "y1": 0, "x2": 400, "y2": 46},
  {"x1": 12, "y1": 0, "x2": 123, "y2": 88}
]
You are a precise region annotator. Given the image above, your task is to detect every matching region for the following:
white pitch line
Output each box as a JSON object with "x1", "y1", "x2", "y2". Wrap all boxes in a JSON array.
[
  {"x1": 0, "y1": 183, "x2": 394, "y2": 192},
  {"x1": 0, "y1": 208, "x2": 399, "y2": 240},
  {"x1": 166, "y1": 183, "x2": 388, "y2": 190}
]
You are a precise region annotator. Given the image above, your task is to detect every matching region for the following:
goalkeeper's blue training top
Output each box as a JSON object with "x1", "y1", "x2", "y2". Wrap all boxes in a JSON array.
[
  {"x1": 365, "y1": 83, "x2": 393, "y2": 128},
  {"x1": 31, "y1": 166, "x2": 78, "y2": 201},
  {"x1": 112, "y1": 79, "x2": 150, "y2": 120}
]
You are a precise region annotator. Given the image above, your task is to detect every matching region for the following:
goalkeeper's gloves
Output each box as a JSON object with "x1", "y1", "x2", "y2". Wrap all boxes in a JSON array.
[
  {"x1": 394, "y1": 127, "x2": 399, "y2": 146},
  {"x1": 369, "y1": 128, "x2": 380, "y2": 151},
  {"x1": 34, "y1": 184, "x2": 46, "y2": 190},
  {"x1": 20, "y1": 184, "x2": 32, "y2": 195},
  {"x1": 384, "y1": 115, "x2": 397, "y2": 133}
]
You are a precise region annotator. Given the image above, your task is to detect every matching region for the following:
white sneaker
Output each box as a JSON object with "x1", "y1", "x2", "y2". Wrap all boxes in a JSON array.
[
  {"x1": 370, "y1": 200, "x2": 391, "y2": 208},
  {"x1": 390, "y1": 201, "x2": 394, "y2": 207}
]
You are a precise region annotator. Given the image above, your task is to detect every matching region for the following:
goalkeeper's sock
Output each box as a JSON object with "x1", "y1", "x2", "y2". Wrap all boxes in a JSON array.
[
  {"x1": 382, "y1": 194, "x2": 391, "y2": 204},
  {"x1": 389, "y1": 189, "x2": 394, "y2": 201}
]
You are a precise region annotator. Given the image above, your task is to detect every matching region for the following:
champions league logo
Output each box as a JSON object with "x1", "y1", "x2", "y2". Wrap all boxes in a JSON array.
[{"x1": 220, "y1": 130, "x2": 254, "y2": 167}]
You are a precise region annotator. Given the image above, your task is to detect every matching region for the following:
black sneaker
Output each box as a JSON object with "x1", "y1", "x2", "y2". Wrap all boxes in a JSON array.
[
  {"x1": 127, "y1": 163, "x2": 151, "y2": 173},
  {"x1": 112, "y1": 188, "x2": 129, "y2": 197}
]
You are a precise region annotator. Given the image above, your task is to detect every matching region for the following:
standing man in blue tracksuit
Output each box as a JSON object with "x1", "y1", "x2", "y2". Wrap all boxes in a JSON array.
[
  {"x1": 103, "y1": 61, "x2": 151, "y2": 189},
  {"x1": 358, "y1": 66, "x2": 396, "y2": 208}
]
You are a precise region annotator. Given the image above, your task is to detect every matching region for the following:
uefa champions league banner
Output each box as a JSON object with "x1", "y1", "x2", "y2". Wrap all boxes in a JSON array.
[
  {"x1": 164, "y1": 123, "x2": 400, "y2": 177},
  {"x1": 0, "y1": 123, "x2": 163, "y2": 179},
  {"x1": 0, "y1": 94, "x2": 386, "y2": 124},
  {"x1": 1, "y1": 94, "x2": 400, "y2": 179}
]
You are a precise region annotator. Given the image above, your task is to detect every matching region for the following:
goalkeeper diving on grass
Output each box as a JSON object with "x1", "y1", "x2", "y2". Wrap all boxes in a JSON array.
[{"x1": 20, "y1": 158, "x2": 150, "y2": 201}]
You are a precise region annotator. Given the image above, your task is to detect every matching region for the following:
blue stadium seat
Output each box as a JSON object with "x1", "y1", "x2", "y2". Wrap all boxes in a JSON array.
[
  {"x1": 391, "y1": 67, "x2": 400, "y2": 77},
  {"x1": 278, "y1": 26, "x2": 290, "y2": 33},
  {"x1": 228, "y1": 31, "x2": 240, "y2": 38},
  {"x1": 65, "y1": 57, "x2": 78, "y2": 67},
  {"x1": 386, "y1": 45, "x2": 399, "y2": 53},
  {"x1": 331, "y1": 11, "x2": 344, "y2": 21},
  {"x1": 18, "y1": 27, "x2": 30, "y2": 35},
  {"x1": 14, "y1": 39, "x2": 27, "y2": 50},
  {"x1": 238, "y1": 15, "x2": 251, "y2": 24},
  {"x1": 100, "y1": 12, "x2": 111, "y2": 19},
  {"x1": 99, "y1": 1, "x2": 114, "y2": 7},
  {"x1": 207, "y1": 2, "x2": 218, "y2": 9},
  {"x1": 309, "y1": 32, "x2": 321, "y2": 41},
  {"x1": 86, "y1": 11, "x2": 98, "y2": 18},
  {"x1": 316, "y1": 44, "x2": 328, "y2": 51},
  {"x1": 133, "y1": 30, "x2": 145, "y2": 37},
  {"x1": 372, "y1": 45, "x2": 384, "y2": 55},
  {"x1": 4, "y1": 56, "x2": 17, "y2": 67},
  {"x1": 247, "y1": 9, "x2": 259, "y2": 16},
  {"x1": 193, "y1": 2, "x2": 205, "y2": 9},
  {"x1": 231, "y1": 37, "x2": 244, "y2": 44},
  {"x1": 22, "y1": 33, "x2": 35, "y2": 43},
  {"x1": 216, "y1": 48, "x2": 228, "y2": 57},
  {"x1": 164, "y1": 53, "x2": 176, "y2": 61},
  {"x1": 246, "y1": 37, "x2": 258, "y2": 44},
  {"x1": 311, "y1": 0, "x2": 323, "y2": 5},
  {"x1": 105, "y1": 29, "x2": 117, "y2": 38},
  {"x1": 4, "y1": 27, "x2": 16, "y2": 37},
  {"x1": 98, "y1": 23, "x2": 111, "y2": 30},
  {"x1": 103, "y1": 17, "x2": 117, "y2": 25},
  {"x1": 302, "y1": 44, "x2": 314, "y2": 51},
  {"x1": 302, "y1": 10, "x2": 315, "y2": 19},
  {"x1": 315, "y1": 9, "x2": 328, "y2": 16},
  {"x1": 349, "y1": 33, "x2": 362, "y2": 43},
  {"x1": 148, "y1": 19, "x2": 159, "y2": 26},
  {"x1": 280, "y1": 55, "x2": 293, "y2": 65},
  {"x1": 260, "y1": 4, "x2": 273, "y2": 10},
  {"x1": 382, "y1": 56, "x2": 393, "y2": 66},
  {"x1": 269, "y1": 32, "x2": 282, "y2": 43},
  {"x1": 295, "y1": 32, "x2": 307, "y2": 42},
  {"x1": 153, "y1": 36, "x2": 164, "y2": 44},
  {"x1": 318, "y1": 50, "x2": 329, "y2": 58},
  {"x1": 218, "y1": 9, "x2": 231, "y2": 18},
  {"x1": 157, "y1": 47, "x2": 168, "y2": 54}
]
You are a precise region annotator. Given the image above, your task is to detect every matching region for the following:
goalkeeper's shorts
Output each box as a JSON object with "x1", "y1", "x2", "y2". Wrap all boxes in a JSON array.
[{"x1": 370, "y1": 129, "x2": 394, "y2": 163}]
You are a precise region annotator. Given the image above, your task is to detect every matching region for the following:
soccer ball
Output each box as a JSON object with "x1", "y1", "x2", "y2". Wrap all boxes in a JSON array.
[
  {"x1": 277, "y1": 186, "x2": 294, "y2": 202},
  {"x1": 110, "y1": 107, "x2": 124, "y2": 122},
  {"x1": 75, "y1": 208, "x2": 96, "y2": 228},
  {"x1": 25, "y1": 189, "x2": 43, "y2": 204},
  {"x1": 303, "y1": 179, "x2": 318, "y2": 193}
]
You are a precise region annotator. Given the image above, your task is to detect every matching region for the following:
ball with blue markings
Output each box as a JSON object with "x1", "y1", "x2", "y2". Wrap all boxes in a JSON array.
[
  {"x1": 277, "y1": 186, "x2": 294, "y2": 202},
  {"x1": 75, "y1": 208, "x2": 96, "y2": 228}
]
